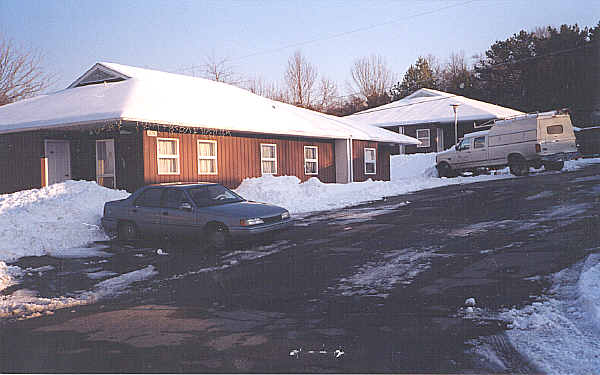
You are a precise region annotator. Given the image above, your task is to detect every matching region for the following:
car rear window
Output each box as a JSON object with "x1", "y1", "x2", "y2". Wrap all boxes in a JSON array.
[
  {"x1": 135, "y1": 188, "x2": 163, "y2": 207},
  {"x1": 547, "y1": 125, "x2": 563, "y2": 134}
]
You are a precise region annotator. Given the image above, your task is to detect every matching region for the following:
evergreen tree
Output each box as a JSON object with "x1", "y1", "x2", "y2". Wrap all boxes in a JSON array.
[{"x1": 390, "y1": 57, "x2": 437, "y2": 100}]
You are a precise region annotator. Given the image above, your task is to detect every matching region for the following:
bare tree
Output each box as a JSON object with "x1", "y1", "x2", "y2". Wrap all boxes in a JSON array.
[
  {"x1": 244, "y1": 75, "x2": 287, "y2": 102},
  {"x1": 315, "y1": 77, "x2": 338, "y2": 112},
  {"x1": 0, "y1": 36, "x2": 52, "y2": 106},
  {"x1": 202, "y1": 53, "x2": 240, "y2": 84},
  {"x1": 349, "y1": 54, "x2": 395, "y2": 107},
  {"x1": 284, "y1": 50, "x2": 317, "y2": 108}
]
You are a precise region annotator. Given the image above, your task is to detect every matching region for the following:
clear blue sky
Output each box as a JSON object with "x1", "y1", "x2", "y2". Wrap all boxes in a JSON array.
[{"x1": 1, "y1": 0, "x2": 598, "y2": 93}]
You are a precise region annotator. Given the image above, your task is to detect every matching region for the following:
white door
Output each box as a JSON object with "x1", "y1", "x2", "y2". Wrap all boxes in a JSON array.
[
  {"x1": 45, "y1": 140, "x2": 71, "y2": 185},
  {"x1": 96, "y1": 139, "x2": 116, "y2": 188}
]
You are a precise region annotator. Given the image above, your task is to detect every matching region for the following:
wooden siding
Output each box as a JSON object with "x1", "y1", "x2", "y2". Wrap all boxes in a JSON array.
[
  {"x1": 142, "y1": 131, "x2": 336, "y2": 188},
  {"x1": 351, "y1": 139, "x2": 391, "y2": 182},
  {"x1": 401, "y1": 124, "x2": 440, "y2": 154},
  {"x1": 0, "y1": 132, "x2": 44, "y2": 194}
]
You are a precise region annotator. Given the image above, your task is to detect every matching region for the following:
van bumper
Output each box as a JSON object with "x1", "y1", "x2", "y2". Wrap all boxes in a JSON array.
[{"x1": 539, "y1": 151, "x2": 580, "y2": 163}]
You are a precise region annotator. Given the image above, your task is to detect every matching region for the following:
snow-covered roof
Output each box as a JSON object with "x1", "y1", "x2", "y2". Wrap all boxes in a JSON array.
[
  {"x1": 0, "y1": 62, "x2": 418, "y2": 144},
  {"x1": 344, "y1": 88, "x2": 524, "y2": 128}
]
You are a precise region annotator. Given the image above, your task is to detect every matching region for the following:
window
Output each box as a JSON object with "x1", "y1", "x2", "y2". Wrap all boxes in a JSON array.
[
  {"x1": 261, "y1": 144, "x2": 277, "y2": 175},
  {"x1": 135, "y1": 188, "x2": 163, "y2": 207},
  {"x1": 304, "y1": 146, "x2": 318, "y2": 175},
  {"x1": 163, "y1": 188, "x2": 191, "y2": 209},
  {"x1": 188, "y1": 185, "x2": 244, "y2": 207},
  {"x1": 457, "y1": 138, "x2": 470, "y2": 151},
  {"x1": 157, "y1": 138, "x2": 180, "y2": 175},
  {"x1": 197, "y1": 140, "x2": 218, "y2": 175},
  {"x1": 547, "y1": 125, "x2": 563, "y2": 135},
  {"x1": 416, "y1": 129, "x2": 431, "y2": 148},
  {"x1": 473, "y1": 136, "x2": 486, "y2": 149},
  {"x1": 364, "y1": 148, "x2": 376, "y2": 175}
]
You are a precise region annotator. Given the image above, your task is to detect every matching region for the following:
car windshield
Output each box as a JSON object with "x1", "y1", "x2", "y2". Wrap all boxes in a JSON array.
[{"x1": 187, "y1": 185, "x2": 244, "y2": 207}]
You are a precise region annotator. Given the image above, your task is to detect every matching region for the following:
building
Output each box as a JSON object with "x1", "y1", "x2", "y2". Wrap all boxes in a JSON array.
[
  {"x1": 345, "y1": 88, "x2": 523, "y2": 154},
  {"x1": 0, "y1": 62, "x2": 418, "y2": 194}
]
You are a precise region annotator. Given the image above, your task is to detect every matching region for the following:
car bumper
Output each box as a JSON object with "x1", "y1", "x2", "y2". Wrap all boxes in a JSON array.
[
  {"x1": 540, "y1": 151, "x2": 580, "y2": 163},
  {"x1": 101, "y1": 217, "x2": 118, "y2": 233},
  {"x1": 229, "y1": 218, "x2": 293, "y2": 237}
]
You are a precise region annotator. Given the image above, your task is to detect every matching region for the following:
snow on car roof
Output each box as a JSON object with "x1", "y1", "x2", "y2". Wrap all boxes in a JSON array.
[
  {"x1": 0, "y1": 62, "x2": 419, "y2": 145},
  {"x1": 344, "y1": 88, "x2": 523, "y2": 128}
]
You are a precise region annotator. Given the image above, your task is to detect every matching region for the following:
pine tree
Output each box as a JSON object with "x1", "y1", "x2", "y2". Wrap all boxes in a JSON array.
[{"x1": 390, "y1": 57, "x2": 437, "y2": 101}]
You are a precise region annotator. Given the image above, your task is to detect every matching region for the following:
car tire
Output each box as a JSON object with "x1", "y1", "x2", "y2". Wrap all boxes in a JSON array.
[
  {"x1": 118, "y1": 221, "x2": 138, "y2": 241},
  {"x1": 436, "y1": 162, "x2": 455, "y2": 178},
  {"x1": 544, "y1": 161, "x2": 564, "y2": 171},
  {"x1": 207, "y1": 225, "x2": 230, "y2": 251},
  {"x1": 509, "y1": 157, "x2": 529, "y2": 176}
]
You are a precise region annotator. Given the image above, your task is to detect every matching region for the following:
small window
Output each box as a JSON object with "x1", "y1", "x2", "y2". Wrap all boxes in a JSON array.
[
  {"x1": 304, "y1": 146, "x2": 318, "y2": 175},
  {"x1": 457, "y1": 138, "x2": 470, "y2": 151},
  {"x1": 198, "y1": 140, "x2": 218, "y2": 175},
  {"x1": 261, "y1": 144, "x2": 277, "y2": 175},
  {"x1": 364, "y1": 148, "x2": 376, "y2": 175},
  {"x1": 547, "y1": 125, "x2": 563, "y2": 135},
  {"x1": 416, "y1": 129, "x2": 431, "y2": 148},
  {"x1": 135, "y1": 188, "x2": 163, "y2": 207},
  {"x1": 163, "y1": 188, "x2": 191, "y2": 209},
  {"x1": 157, "y1": 138, "x2": 180, "y2": 175},
  {"x1": 473, "y1": 136, "x2": 486, "y2": 149}
]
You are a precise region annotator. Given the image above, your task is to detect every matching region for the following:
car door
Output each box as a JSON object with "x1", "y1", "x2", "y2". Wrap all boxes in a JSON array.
[
  {"x1": 465, "y1": 136, "x2": 488, "y2": 168},
  {"x1": 131, "y1": 188, "x2": 164, "y2": 236},
  {"x1": 160, "y1": 188, "x2": 198, "y2": 237}
]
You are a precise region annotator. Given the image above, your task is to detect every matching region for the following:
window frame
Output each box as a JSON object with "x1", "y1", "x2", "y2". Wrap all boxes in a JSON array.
[
  {"x1": 156, "y1": 137, "x2": 180, "y2": 175},
  {"x1": 416, "y1": 129, "x2": 431, "y2": 148},
  {"x1": 303, "y1": 146, "x2": 319, "y2": 175},
  {"x1": 197, "y1": 140, "x2": 218, "y2": 175},
  {"x1": 364, "y1": 147, "x2": 377, "y2": 175},
  {"x1": 473, "y1": 136, "x2": 486, "y2": 149},
  {"x1": 260, "y1": 143, "x2": 278, "y2": 175}
]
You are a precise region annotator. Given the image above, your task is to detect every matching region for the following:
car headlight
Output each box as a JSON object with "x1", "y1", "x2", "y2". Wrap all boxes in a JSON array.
[
  {"x1": 281, "y1": 211, "x2": 290, "y2": 219},
  {"x1": 240, "y1": 218, "x2": 264, "y2": 226}
]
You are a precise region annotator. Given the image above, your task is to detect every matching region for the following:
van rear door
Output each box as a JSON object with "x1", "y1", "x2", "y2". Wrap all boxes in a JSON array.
[{"x1": 538, "y1": 116, "x2": 577, "y2": 155}]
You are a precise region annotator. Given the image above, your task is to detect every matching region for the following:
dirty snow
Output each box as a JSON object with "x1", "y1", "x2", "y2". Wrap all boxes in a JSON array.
[
  {"x1": 498, "y1": 253, "x2": 600, "y2": 373},
  {"x1": 0, "y1": 180, "x2": 129, "y2": 262}
]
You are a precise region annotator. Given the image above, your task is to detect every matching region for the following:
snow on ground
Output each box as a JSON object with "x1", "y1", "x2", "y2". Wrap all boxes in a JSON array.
[
  {"x1": 0, "y1": 180, "x2": 129, "y2": 262},
  {"x1": 0, "y1": 266, "x2": 157, "y2": 320},
  {"x1": 496, "y1": 253, "x2": 600, "y2": 373}
]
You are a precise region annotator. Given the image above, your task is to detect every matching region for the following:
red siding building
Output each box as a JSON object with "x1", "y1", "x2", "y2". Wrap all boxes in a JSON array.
[{"x1": 0, "y1": 63, "x2": 418, "y2": 194}]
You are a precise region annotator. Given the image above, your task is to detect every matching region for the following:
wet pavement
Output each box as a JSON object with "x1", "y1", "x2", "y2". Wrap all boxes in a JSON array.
[{"x1": 1, "y1": 164, "x2": 600, "y2": 373}]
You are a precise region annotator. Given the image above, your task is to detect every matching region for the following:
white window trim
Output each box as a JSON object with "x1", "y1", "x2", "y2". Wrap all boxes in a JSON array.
[
  {"x1": 416, "y1": 129, "x2": 431, "y2": 148},
  {"x1": 364, "y1": 147, "x2": 377, "y2": 175},
  {"x1": 157, "y1": 137, "x2": 180, "y2": 175},
  {"x1": 197, "y1": 140, "x2": 218, "y2": 175},
  {"x1": 260, "y1": 143, "x2": 277, "y2": 175},
  {"x1": 304, "y1": 146, "x2": 319, "y2": 175}
]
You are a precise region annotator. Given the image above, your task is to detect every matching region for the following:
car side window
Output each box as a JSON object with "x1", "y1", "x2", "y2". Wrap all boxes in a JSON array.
[
  {"x1": 473, "y1": 136, "x2": 486, "y2": 149},
  {"x1": 135, "y1": 188, "x2": 163, "y2": 207},
  {"x1": 163, "y1": 188, "x2": 191, "y2": 209},
  {"x1": 457, "y1": 138, "x2": 470, "y2": 151}
]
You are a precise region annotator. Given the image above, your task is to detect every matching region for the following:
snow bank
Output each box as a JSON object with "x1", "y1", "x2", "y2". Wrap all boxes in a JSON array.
[
  {"x1": 390, "y1": 152, "x2": 438, "y2": 179},
  {"x1": 0, "y1": 180, "x2": 129, "y2": 262}
]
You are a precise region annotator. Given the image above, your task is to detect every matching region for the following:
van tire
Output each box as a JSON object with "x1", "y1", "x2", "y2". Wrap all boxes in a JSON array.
[
  {"x1": 436, "y1": 162, "x2": 455, "y2": 178},
  {"x1": 508, "y1": 155, "x2": 529, "y2": 176},
  {"x1": 118, "y1": 221, "x2": 138, "y2": 241},
  {"x1": 544, "y1": 161, "x2": 564, "y2": 171}
]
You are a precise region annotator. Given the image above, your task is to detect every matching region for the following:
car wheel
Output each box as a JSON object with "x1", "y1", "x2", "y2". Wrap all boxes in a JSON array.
[
  {"x1": 509, "y1": 157, "x2": 529, "y2": 176},
  {"x1": 436, "y1": 162, "x2": 454, "y2": 178},
  {"x1": 207, "y1": 225, "x2": 230, "y2": 251},
  {"x1": 118, "y1": 221, "x2": 138, "y2": 241},
  {"x1": 544, "y1": 161, "x2": 564, "y2": 171}
]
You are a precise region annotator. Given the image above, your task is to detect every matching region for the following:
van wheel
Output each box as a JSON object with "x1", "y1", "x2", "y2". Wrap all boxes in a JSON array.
[
  {"x1": 544, "y1": 161, "x2": 564, "y2": 171},
  {"x1": 118, "y1": 221, "x2": 138, "y2": 241},
  {"x1": 206, "y1": 225, "x2": 230, "y2": 251},
  {"x1": 436, "y1": 162, "x2": 454, "y2": 178},
  {"x1": 509, "y1": 157, "x2": 529, "y2": 176}
]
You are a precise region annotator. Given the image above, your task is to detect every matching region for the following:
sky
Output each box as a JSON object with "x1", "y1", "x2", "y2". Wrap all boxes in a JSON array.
[{"x1": 1, "y1": 0, "x2": 598, "y2": 94}]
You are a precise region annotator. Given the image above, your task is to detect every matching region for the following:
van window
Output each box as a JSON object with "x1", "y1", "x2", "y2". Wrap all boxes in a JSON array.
[
  {"x1": 457, "y1": 138, "x2": 470, "y2": 151},
  {"x1": 473, "y1": 136, "x2": 486, "y2": 149},
  {"x1": 547, "y1": 125, "x2": 563, "y2": 135}
]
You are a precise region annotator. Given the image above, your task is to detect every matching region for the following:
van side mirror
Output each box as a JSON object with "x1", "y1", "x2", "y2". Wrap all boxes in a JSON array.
[{"x1": 180, "y1": 202, "x2": 193, "y2": 211}]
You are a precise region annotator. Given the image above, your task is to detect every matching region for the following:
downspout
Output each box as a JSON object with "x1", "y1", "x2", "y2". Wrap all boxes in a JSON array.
[{"x1": 348, "y1": 136, "x2": 354, "y2": 183}]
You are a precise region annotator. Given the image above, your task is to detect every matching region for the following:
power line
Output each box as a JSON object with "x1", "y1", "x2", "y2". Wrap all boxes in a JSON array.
[{"x1": 349, "y1": 94, "x2": 460, "y2": 116}]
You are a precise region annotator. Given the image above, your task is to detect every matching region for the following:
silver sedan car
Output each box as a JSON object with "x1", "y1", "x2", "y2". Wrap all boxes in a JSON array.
[{"x1": 101, "y1": 183, "x2": 292, "y2": 249}]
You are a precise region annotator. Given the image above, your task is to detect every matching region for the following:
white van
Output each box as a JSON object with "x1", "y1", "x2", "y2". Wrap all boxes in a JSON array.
[{"x1": 436, "y1": 111, "x2": 579, "y2": 177}]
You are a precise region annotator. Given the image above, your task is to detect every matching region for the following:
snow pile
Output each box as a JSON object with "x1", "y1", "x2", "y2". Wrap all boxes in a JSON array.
[
  {"x1": 390, "y1": 153, "x2": 438, "y2": 179},
  {"x1": 501, "y1": 254, "x2": 600, "y2": 373},
  {"x1": 0, "y1": 180, "x2": 129, "y2": 262},
  {"x1": 0, "y1": 262, "x2": 25, "y2": 292},
  {"x1": 0, "y1": 266, "x2": 156, "y2": 320}
]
